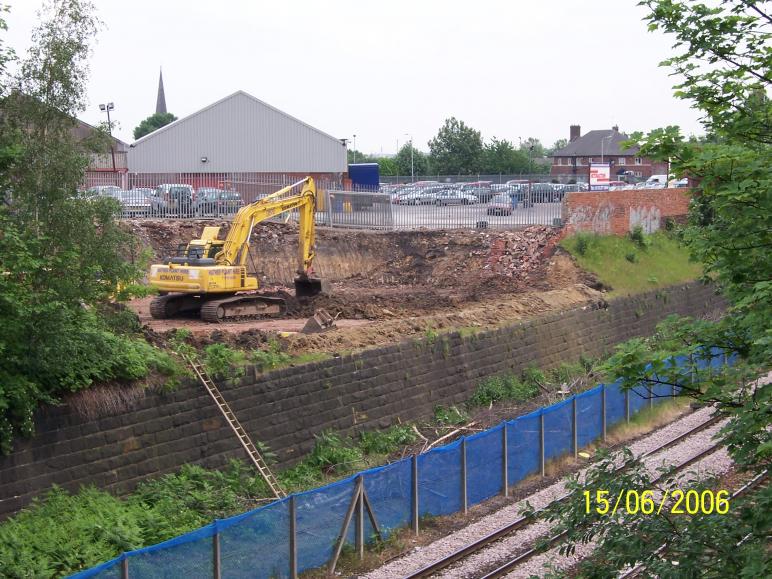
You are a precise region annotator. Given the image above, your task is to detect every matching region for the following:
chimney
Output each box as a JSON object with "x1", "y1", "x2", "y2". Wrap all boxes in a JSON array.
[
  {"x1": 612, "y1": 125, "x2": 619, "y2": 132},
  {"x1": 570, "y1": 125, "x2": 581, "y2": 142}
]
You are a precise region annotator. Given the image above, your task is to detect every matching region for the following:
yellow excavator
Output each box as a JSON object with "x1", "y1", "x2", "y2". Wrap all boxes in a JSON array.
[{"x1": 148, "y1": 177, "x2": 325, "y2": 322}]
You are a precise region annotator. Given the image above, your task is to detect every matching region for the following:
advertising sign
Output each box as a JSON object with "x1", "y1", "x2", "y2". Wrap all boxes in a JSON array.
[{"x1": 589, "y1": 163, "x2": 611, "y2": 191}]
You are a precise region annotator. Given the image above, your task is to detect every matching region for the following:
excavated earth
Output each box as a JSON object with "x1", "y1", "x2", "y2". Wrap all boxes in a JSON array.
[{"x1": 124, "y1": 220, "x2": 604, "y2": 355}]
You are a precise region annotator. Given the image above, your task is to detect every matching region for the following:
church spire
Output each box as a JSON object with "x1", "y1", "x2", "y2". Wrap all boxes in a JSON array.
[{"x1": 156, "y1": 68, "x2": 167, "y2": 114}]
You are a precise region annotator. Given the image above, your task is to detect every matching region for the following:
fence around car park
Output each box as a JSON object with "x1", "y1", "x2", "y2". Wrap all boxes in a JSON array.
[
  {"x1": 70, "y1": 349, "x2": 732, "y2": 579},
  {"x1": 84, "y1": 172, "x2": 569, "y2": 230}
]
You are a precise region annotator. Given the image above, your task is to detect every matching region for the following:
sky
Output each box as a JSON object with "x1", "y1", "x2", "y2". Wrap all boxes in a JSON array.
[{"x1": 4, "y1": 0, "x2": 705, "y2": 154}]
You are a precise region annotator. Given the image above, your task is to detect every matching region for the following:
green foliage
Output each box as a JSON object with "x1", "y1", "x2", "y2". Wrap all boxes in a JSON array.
[
  {"x1": 574, "y1": 232, "x2": 593, "y2": 256},
  {"x1": 132, "y1": 112, "x2": 177, "y2": 140},
  {"x1": 561, "y1": 231, "x2": 702, "y2": 295},
  {"x1": 0, "y1": 459, "x2": 271, "y2": 577},
  {"x1": 545, "y1": 3, "x2": 772, "y2": 573},
  {"x1": 428, "y1": 117, "x2": 484, "y2": 174},
  {"x1": 307, "y1": 430, "x2": 363, "y2": 473},
  {"x1": 250, "y1": 339, "x2": 291, "y2": 372},
  {"x1": 628, "y1": 224, "x2": 651, "y2": 249},
  {"x1": 395, "y1": 142, "x2": 429, "y2": 176},
  {"x1": 469, "y1": 373, "x2": 540, "y2": 407},
  {"x1": 359, "y1": 425, "x2": 417, "y2": 455},
  {"x1": 0, "y1": 1, "x2": 160, "y2": 453},
  {"x1": 433, "y1": 405, "x2": 469, "y2": 425},
  {"x1": 481, "y1": 137, "x2": 529, "y2": 174},
  {"x1": 203, "y1": 343, "x2": 245, "y2": 380},
  {"x1": 423, "y1": 327, "x2": 439, "y2": 344}
]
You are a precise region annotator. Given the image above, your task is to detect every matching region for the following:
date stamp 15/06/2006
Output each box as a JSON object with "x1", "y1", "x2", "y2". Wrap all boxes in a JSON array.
[{"x1": 583, "y1": 489, "x2": 730, "y2": 516}]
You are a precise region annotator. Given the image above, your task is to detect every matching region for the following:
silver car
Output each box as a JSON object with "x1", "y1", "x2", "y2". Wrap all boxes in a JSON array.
[{"x1": 433, "y1": 190, "x2": 478, "y2": 205}]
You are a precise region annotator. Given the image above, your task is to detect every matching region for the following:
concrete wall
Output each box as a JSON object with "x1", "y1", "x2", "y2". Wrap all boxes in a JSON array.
[
  {"x1": 0, "y1": 283, "x2": 724, "y2": 519},
  {"x1": 563, "y1": 188, "x2": 691, "y2": 235}
]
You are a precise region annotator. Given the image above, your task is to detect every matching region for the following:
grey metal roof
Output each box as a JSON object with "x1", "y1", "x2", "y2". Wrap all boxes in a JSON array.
[
  {"x1": 128, "y1": 91, "x2": 347, "y2": 173},
  {"x1": 552, "y1": 130, "x2": 639, "y2": 157}
]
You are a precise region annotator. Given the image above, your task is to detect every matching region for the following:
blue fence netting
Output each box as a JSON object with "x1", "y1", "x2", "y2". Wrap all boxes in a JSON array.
[{"x1": 70, "y1": 352, "x2": 733, "y2": 578}]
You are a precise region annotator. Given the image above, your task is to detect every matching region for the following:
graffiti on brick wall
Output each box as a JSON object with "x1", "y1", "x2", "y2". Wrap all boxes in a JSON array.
[
  {"x1": 568, "y1": 203, "x2": 613, "y2": 233},
  {"x1": 630, "y1": 206, "x2": 661, "y2": 233}
]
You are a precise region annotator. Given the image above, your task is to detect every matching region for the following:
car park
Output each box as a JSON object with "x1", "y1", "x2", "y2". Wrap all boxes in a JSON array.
[
  {"x1": 113, "y1": 190, "x2": 151, "y2": 217},
  {"x1": 460, "y1": 181, "x2": 494, "y2": 203},
  {"x1": 195, "y1": 188, "x2": 244, "y2": 217}
]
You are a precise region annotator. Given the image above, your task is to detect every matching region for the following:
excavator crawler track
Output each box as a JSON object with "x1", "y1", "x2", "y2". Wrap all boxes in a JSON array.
[
  {"x1": 149, "y1": 293, "x2": 203, "y2": 319},
  {"x1": 200, "y1": 295, "x2": 287, "y2": 323}
]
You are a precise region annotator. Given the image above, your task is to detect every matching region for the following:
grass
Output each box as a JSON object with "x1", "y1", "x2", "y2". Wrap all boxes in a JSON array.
[{"x1": 561, "y1": 231, "x2": 702, "y2": 296}]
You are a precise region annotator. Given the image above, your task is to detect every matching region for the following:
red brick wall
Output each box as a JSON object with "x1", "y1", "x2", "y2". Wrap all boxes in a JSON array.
[{"x1": 562, "y1": 188, "x2": 691, "y2": 235}]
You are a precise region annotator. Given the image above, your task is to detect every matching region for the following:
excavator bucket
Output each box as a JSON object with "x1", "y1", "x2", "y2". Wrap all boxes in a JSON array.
[
  {"x1": 302, "y1": 308, "x2": 336, "y2": 334},
  {"x1": 294, "y1": 275, "x2": 328, "y2": 298}
]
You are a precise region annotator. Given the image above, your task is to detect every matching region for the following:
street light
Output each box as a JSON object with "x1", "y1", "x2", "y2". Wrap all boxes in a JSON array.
[
  {"x1": 601, "y1": 134, "x2": 613, "y2": 163},
  {"x1": 404, "y1": 133, "x2": 414, "y2": 182},
  {"x1": 352, "y1": 134, "x2": 357, "y2": 163},
  {"x1": 99, "y1": 102, "x2": 116, "y2": 173}
]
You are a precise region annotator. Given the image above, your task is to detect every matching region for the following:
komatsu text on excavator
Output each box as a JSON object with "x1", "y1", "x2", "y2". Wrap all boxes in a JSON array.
[{"x1": 148, "y1": 177, "x2": 325, "y2": 323}]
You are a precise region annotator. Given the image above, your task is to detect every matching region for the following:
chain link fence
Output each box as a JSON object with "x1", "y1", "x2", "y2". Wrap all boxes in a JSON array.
[{"x1": 70, "y1": 349, "x2": 732, "y2": 579}]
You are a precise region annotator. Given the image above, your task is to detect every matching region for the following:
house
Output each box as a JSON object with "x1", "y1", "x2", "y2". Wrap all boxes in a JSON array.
[{"x1": 550, "y1": 125, "x2": 668, "y2": 181}]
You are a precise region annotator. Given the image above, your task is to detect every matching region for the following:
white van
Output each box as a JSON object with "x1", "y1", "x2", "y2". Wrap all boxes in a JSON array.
[{"x1": 644, "y1": 174, "x2": 669, "y2": 188}]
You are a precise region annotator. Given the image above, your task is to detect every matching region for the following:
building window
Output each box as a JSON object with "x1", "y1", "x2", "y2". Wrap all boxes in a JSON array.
[
  {"x1": 635, "y1": 171, "x2": 642, "y2": 177},
  {"x1": 618, "y1": 157, "x2": 626, "y2": 165},
  {"x1": 635, "y1": 157, "x2": 643, "y2": 165},
  {"x1": 576, "y1": 157, "x2": 584, "y2": 165}
]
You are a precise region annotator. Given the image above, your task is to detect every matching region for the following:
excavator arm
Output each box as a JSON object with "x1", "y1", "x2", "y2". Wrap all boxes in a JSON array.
[{"x1": 216, "y1": 177, "x2": 317, "y2": 277}]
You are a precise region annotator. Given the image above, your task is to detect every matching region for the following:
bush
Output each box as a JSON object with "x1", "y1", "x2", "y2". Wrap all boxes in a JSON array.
[
  {"x1": 307, "y1": 430, "x2": 363, "y2": 473},
  {"x1": 575, "y1": 232, "x2": 592, "y2": 256},
  {"x1": 629, "y1": 225, "x2": 651, "y2": 249},
  {"x1": 434, "y1": 405, "x2": 469, "y2": 425},
  {"x1": 359, "y1": 425, "x2": 417, "y2": 455},
  {"x1": 251, "y1": 339, "x2": 291, "y2": 372},
  {"x1": 203, "y1": 343, "x2": 245, "y2": 379},
  {"x1": 625, "y1": 251, "x2": 639, "y2": 263},
  {"x1": 469, "y1": 374, "x2": 539, "y2": 407}
]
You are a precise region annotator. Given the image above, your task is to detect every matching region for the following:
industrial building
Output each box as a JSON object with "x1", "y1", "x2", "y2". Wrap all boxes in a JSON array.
[{"x1": 126, "y1": 90, "x2": 348, "y2": 190}]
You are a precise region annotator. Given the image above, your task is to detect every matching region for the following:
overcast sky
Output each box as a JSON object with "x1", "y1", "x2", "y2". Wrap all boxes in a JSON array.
[{"x1": 5, "y1": 0, "x2": 704, "y2": 153}]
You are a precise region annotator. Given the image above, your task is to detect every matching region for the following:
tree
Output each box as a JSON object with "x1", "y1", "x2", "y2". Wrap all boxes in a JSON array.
[
  {"x1": 428, "y1": 117, "x2": 484, "y2": 174},
  {"x1": 133, "y1": 111, "x2": 177, "y2": 140},
  {"x1": 481, "y1": 137, "x2": 528, "y2": 174},
  {"x1": 375, "y1": 156, "x2": 398, "y2": 176},
  {"x1": 537, "y1": 2, "x2": 771, "y2": 576},
  {"x1": 547, "y1": 138, "x2": 568, "y2": 155},
  {"x1": 0, "y1": 1, "x2": 175, "y2": 454},
  {"x1": 395, "y1": 142, "x2": 429, "y2": 177}
]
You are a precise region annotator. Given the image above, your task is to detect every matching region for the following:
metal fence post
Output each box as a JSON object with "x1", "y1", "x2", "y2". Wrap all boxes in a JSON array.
[
  {"x1": 502, "y1": 424, "x2": 509, "y2": 497},
  {"x1": 601, "y1": 385, "x2": 607, "y2": 443},
  {"x1": 213, "y1": 525, "x2": 221, "y2": 579},
  {"x1": 411, "y1": 454, "x2": 419, "y2": 535},
  {"x1": 649, "y1": 385, "x2": 654, "y2": 410},
  {"x1": 356, "y1": 476, "x2": 364, "y2": 559},
  {"x1": 539, "y1": 412, "x2": 546, "y2": 477},
  {"x1": 572, "y1": 396, "x2": 578, "y2": 459},
  {"x1": 289, "y1": 496, "x2": 297, "y2": 579},
  {"x1": 324, "y1": 188, "x2": 333, "y2": 227},
  {"x1": 461, "y1": 438, "x2": 468, "y2": 515},
  {"x1": 624, "y1": 389, "x2": 630, "y2": 423},
  {"x1": 121, "y1": 556, "x2": 129, "y2": 579}
]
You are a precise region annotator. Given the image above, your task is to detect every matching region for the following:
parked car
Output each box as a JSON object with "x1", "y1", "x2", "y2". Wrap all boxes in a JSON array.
[
  {"x1": 529, "y1": 182, "x2": 558, "y2": 203},
  {"x1": 460, "y1": 181, "x2": 494, "y2": 203},
  {"x1": 433, "y1": 190, "x2": 478, "y2": 205},
  {"x1": 194, "y1": 188, "x2": 244, "y2": 216},
  {"x1": 148, "y1": 183, "x2": 195, "y2": 216},
  {"x1": 113, "y1": 190, "x2": 151, "y2": 217},
  {"x1": 669, "y1": 178, "x2": 689, "y2": 188},
  {"x1": 487, "y1": 193, "x2": 515, "y2": 216},
  {"x1": 398, "y1": 185, "x2": 447, "y2": 205},
  {"x1": 86, "y1": 185, "x2": 122, "y2": 197}
]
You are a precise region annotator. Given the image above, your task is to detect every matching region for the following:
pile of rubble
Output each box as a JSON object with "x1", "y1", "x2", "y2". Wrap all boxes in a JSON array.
[{"x1": 483, "y1": 226, "x2": 559, "y2": 279}]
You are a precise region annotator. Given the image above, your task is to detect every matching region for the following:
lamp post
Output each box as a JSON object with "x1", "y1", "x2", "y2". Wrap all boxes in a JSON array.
[
  {"x1": 352, "y1": 134, "x2": 357, "y2": 163},
  {"x1": 601, "y1": 134, "x2": 613, "y2": 163},
  {"x1": 99, "y1": 102, "x2": 116, "y2": 173},
  {"x1": 404, "y1": 134, "x2": 414, "y2": 182}
]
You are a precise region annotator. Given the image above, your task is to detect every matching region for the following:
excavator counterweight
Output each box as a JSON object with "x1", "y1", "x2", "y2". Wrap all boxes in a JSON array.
[{"x1": 147, "y1": 177, "x2": 325, "y2": 322}]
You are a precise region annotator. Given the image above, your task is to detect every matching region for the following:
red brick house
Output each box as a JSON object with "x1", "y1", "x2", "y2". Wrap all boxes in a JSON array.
[{"x1": 551, "y1": 125, "x2": 668, "y2": 181}]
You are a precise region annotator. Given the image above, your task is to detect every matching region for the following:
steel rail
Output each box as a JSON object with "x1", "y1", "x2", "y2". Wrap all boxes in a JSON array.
[{"x1": 403, "y1": 413, "x2": 723, "y2": 579}]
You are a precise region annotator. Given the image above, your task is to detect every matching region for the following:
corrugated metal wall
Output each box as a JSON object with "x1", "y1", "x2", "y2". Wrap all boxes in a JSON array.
[{"x1": 127, "y1": 91, "x2": 347, "y2": 173}]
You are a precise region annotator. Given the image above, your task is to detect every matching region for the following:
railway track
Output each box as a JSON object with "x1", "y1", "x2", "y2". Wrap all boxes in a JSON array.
[{"x1": 403, "y1": 413, "x2": 725, "y2": 579}]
